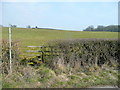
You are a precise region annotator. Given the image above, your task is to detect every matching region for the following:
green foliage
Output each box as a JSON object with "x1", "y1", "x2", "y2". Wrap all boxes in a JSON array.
[
  {"x1": 45, "y1": 39, "x2": 118, "y2": 72},
  {"x1": 83, "y1": 25, "x2": 119, "y2": 32}
]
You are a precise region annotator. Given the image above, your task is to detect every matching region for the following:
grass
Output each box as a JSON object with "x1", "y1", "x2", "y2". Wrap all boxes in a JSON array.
[
  {"x1": 2, "y1": 27, "x2": 118, "y2": 47},
  {"x1": 2, "y1": 65, "x2": 118, "y2": 88}
]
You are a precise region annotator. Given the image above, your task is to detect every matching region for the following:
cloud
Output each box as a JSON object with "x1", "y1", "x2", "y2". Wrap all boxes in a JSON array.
[{"x1": 2, "y1": 0, "x2": 119, "y2": 2}]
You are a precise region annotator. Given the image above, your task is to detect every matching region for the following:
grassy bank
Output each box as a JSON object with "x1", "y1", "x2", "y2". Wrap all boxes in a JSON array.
[{"x1": 2, "y1": 64, "x2": 118, "y2": 88}]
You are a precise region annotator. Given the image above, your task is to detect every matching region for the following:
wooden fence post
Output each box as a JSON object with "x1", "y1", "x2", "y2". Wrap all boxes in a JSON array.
[{"x1": 9, "y1": 26, "x2": 12, "y2": 73}]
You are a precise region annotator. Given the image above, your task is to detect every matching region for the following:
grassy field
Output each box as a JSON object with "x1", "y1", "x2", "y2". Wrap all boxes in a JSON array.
[
  {"x1": 2, "y1": 27, "x2": 118, "y2": 47},
  {"x1": 2, "y1": 27, "x2": 119, "y2": 88}
]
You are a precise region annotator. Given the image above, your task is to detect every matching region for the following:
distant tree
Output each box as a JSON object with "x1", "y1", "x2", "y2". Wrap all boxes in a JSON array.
[
  {"x1": 84, "y1": 25, "x2": 94, "y2": 31},
  {"x1": 9, "y1": 24, "x2": 12, "y2": 27},
  {"x1": 27, "y1": 25, "x2": 31, "y2": 28},
  {"x1": 83, "y1": 25, "x2": 118, "y2": 32},
  {"x1": 13, "y1": 25, "x2": 17, "y2": 27},
  {"x1": 95, "y1": 25, "x2": 104, "y2": 31},
  {"x1": 104, "y1": 25, "x2": 118, "y2": 32},
  {"x1": 35, "y1": 26, "x2": 38, "y2": 29},
  {"x1": 10, "y1": 24, "x2": 17, "y2": 28}
]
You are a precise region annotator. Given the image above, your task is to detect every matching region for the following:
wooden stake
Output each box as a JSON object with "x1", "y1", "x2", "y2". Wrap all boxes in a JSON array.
[{"x1": 9, "y1": 27, "x2": 12, "y2": 73}]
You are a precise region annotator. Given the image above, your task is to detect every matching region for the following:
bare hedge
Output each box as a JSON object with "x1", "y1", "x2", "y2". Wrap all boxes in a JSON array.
[{"x1": 46, "y1": 38, "x2": 119, "y2": 70}]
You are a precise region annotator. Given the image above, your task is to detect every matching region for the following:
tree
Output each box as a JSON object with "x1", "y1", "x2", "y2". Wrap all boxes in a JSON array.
[
  {"x1": 13, "y1": 25, "x2": 17, "y2": 27},
  {"x1": 96, "y1": 25, "x2": 104, "y2": 31},
  {"x1": 84, "y1": 25, "x2": 94, "y2": 31},
  {"x1": 27, "y1": 25, "x2": 31, "y2": 28},
  {"x1": 83, "y1": 25, "x2": 118, "y2": 32},
  {"x1": 10, "y1": 24, "x2": 17, "y2": 28},
  {"x1": 35, "y1": 26, "x2": 38, "y2": 29}
]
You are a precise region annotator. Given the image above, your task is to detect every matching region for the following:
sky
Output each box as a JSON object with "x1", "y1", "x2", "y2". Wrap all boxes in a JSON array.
[{"x1": 1, "y1": 1, "x2": 118, "y2": 31}]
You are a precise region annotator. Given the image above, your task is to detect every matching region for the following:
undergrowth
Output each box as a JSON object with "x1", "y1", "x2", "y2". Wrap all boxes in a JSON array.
[
  {"x1": 2, "y1": 65, "x2": 118, "y2": 88},
  {"x1": 1, "y1": 39, "x2": 119, "y2": 88}
]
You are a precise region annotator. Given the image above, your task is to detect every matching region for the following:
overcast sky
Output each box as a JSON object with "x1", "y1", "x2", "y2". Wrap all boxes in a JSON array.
[{"x1": 1, "y1": 1, "x2": 118, "y2": 31}]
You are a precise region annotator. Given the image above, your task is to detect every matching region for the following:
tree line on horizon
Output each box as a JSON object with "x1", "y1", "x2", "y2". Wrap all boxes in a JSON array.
[
  {"x1": 1, "y1": 24, "x2": 119, "y2": 32},
  {"x1": 83, "y1": 25, "x2": 119, "y2": 32}
]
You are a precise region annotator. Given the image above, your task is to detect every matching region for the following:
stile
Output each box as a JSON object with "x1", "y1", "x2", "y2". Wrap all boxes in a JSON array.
[{"x1": 26, "y1": 46, "x2": 61, "y2": 63}]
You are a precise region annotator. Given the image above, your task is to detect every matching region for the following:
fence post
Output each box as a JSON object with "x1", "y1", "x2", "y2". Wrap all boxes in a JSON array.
[
  {"x1": 40, "y1": 47, "x2": 44, "y2": 63},
  {"x1": 41, "y1": 51, "x2": 44, "y2": 63},
  {"x1": 9, "y1": 26, "x2": 12, "y2": 73}
]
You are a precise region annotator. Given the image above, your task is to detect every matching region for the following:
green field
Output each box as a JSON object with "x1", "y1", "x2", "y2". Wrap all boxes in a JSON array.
[
  {"x1": 2, "y1": 27, "x2": 119, "y2": 88},
  {"x1": 2, "y1": 27, "x2": 118, "y2": 47}
]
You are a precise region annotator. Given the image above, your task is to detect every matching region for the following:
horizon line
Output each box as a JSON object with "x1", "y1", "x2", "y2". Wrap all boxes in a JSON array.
[{"x1": 1, "y1": 24, "x2": 118, "y2": 31}]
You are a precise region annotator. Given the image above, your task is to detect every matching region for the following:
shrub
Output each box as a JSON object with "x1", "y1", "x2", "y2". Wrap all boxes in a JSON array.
[
  {"x1": 45, "y1": 38, "x2": 119, "y2": 71},
  {"x1": 2, "y1": 40, "x2": 21, "y2": 74}
]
